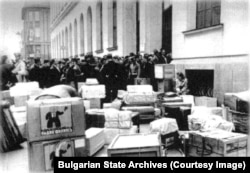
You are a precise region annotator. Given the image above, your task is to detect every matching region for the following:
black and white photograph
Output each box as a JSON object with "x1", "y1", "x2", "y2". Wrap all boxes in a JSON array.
[{"x1": 0, "y1": 0, "x2": 250, "y2": 172}]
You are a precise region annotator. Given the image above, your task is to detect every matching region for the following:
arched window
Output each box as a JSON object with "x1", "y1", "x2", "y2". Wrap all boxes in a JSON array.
[
  {"x1": 65, "y1": 27, "x2": 69, "y2": 58},
  {"x1": 87, "y1": 7, "x2": 93, "y2": 53},
  {"x1": 69, "y1": 23, "x2": 73, "y2": 57},
  {"x1": 74, "y1": 19, "x2": 78, "y2": 57},
  {"x1": 80, "y1": 13, "x2": 85, "y2": 55},
  {"x1": 96, "y1": 2, "x2": 103, "y2": 52}
]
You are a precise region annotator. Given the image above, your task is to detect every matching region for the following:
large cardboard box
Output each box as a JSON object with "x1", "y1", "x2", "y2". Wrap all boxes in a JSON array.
[
  {"x1": 194, "y1": 96, "x2": 217, "y2": 107},
  {"x1": 27, "y1": 97, "x2": 86, "y2": 142},
  {"x1": 107, "y1": 133, "x2": 161, "y2": 157},
  {"x1": 14, "y1": 95, "x2": 29, "y2": 107},
  {"x1": 28, "y1": 136, "x2": 86, "y2": 172},
  {"x1": 85, "y1": 128, "x2": 105, "y2": 156},
  {"x1": 155, "y1": 64, "x2": 175, "y2": 79},
  {"x1": 187, "y1": 130, "x2": 247, "y2": 157}
]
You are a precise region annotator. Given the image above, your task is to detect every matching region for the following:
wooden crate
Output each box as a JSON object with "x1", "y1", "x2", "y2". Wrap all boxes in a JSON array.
[
  {"x1": 187, "y1": 130, "x2": 248, "y2": 157},
  {"x1": 155, "y1": 64, "x2": 175, "y2": 79},
  {"x1": 85, "y1": 128, "x2": 105, "y2": 156},
  {"x1": 27, "y1": 97, "x2": 86, "y2": 142},
  {"x1": 28, "y1": 136, "x2": 87, "y2": 172},
  {"x1": 107, "y1": 133, "x2": 161, "y2": 157},
  {"x1": 228, "y1": 110, "x2": 249, "y2": 134},
  {"x1": 194, "y1": 96, "x2": 217, "y2": 107}
]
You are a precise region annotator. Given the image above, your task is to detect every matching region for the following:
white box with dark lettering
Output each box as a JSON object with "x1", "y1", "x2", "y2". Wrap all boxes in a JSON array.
[{"x1": 26, "y1": 97, "x2": 86, "y2": 142}]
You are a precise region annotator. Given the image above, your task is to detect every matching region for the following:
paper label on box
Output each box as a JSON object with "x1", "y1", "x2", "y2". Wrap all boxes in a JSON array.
[
  {"x1": 75, "y1": 138, "x2": 85, "y2": 148},
  {"x1": 44, "y1": 140, "x2": 74, "y2": 171},
  {"x1": 155, "y1": 65, "x2": 163, "y2": 79},
  {"x1": 40, "y1": 104, "x2": 73, "y2": 136}
]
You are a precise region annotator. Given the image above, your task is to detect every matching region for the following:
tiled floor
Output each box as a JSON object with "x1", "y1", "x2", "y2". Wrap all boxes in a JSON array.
[{"x1": 0, "y1": 124, "x2": 183, "y2": 173}]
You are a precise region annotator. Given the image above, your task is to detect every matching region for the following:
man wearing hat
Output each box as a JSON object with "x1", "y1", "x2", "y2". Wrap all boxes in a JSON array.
[
  {"x1": 40, "y1": 59, "x2": 50, "y2": 88},
  {"x1": 29, "y1": 58, "x2": 42, "y2": 87},
  {"x1": 12, "y1": 53, "x2": 28, "y2": 82}
]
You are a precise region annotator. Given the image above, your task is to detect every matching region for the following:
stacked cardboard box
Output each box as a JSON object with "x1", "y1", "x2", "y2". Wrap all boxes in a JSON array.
[
  {"x1": 79, "y1": 79, "x2": 105, "y2": 109},
  {"x1": 26, "y1": 97, "x2": 87, "y2": 172}
]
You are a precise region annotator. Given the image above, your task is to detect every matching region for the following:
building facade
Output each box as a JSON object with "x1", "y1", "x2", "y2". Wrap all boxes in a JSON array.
[
  {"x1": 22, "y1": 2, "x2": 51, "y2": 60},
  {"x1": 50, "y1": 0, "x2": 249, "y2": 104},
  {"x1": 50, "y1": 0, "x2": 169, "y2": 59},
  {"x1": 171, "y1": 0, "x2": 249, "y2": 104}
]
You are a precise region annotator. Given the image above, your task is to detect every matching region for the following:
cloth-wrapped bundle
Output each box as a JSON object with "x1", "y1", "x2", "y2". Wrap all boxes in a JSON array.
[
  {"x1": 104, "y1": 109, "x2": 132, "y2": 129},
  {"x1": 35, "y1": 85, "x2": 77, "y2": 100},
  {"x1": 149, "y1": 118, "x2": 179, "y2": 135},
  {"x1": 188, "y1": 113, "x2": 234, "y2": 132}
]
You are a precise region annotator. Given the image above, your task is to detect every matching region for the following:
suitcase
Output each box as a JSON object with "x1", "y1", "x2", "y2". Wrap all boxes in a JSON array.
[
  {"x1": 107, "y1": 133, "x2": 161, "y2": 157},
  {"x1": 85, "y1": 128, "x2": 105, "y2": 156},
  {"x1": 26, "y1": 97, "x2": 86, "y2": 142},
  {"x1": 28, "y1": 136, "x2": 87, "y2": 172}
]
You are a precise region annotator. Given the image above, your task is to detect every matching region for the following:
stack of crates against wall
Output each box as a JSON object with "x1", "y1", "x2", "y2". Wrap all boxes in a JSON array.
[
  {"x1": 26, "y1": 97, "x2": 87, "y2": 172},
  {"x1": 224, "y1": 93, "x2": 249, "y2": 134},
  {"x1": 154, "y1": 64, "x2": 175, "y2": 93},
  {"x1": 79, "y1": 79, "x2": 106, "y2": 109},
  {"x1": 187, "y1": 130, "x2": 248, "y2": 157}
]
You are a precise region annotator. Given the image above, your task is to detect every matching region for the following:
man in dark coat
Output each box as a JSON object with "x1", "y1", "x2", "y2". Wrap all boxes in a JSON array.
[
  {"x1": 29, "y1": 58, "x2": 42, "y2": 87},
  {"x1": 49, "y1": 60, "x2": 61, "y2": 87},
  {"x1": 40, "y1": 60, "x2": 50, "y2": 88},
  {"x1": 102, "y1": 54, "x2": 119, "y2": 102}
]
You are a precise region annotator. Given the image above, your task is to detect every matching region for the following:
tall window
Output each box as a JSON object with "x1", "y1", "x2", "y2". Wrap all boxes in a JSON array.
[
  {"x1": 96, "y1": 2, "x2": 103, "y2": 52},
  {"x1": 108, "y1": 1, "x2": 117, "y2": 49},
  {"x1": 113, "y1": 1, "x2": 117, "y2": 47},
  {"x1": 69, "y1": 23, "x2": 73, "y2": 57},
  {"x1": 80, "y1": 14, "x2": 85, "y2": 55},
  {"x1": 87, "y1": 7, "x2": 93, "y2": 53},
  {"x1": 196, "y1": 0, "x2": 221, "y2": 29},
  {"x1": 59, "y1": 34, "x2": 62, "y2": 59},
  {"x1": 65, "y1": 27, "x2": 69, "y2": 58},
  {"x1": 74, "y1": 19, "x2": 78, "y2": 57}
]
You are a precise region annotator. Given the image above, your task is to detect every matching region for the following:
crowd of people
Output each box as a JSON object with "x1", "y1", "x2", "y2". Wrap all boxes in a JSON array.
[{"x1": 0, "y1": 49, "x2": 172, "y2": 101}]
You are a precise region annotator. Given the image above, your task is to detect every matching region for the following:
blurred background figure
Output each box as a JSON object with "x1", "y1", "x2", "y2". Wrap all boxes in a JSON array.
[
  {"x1": 0, "y1": 55, "x2": 16, "y2": 90},
  {"x1": 175, "y1": 72, "x2": 189, "y2": 95},
  {"x1": 12, "y1": 53, "x2": 28, "y2": 82}
]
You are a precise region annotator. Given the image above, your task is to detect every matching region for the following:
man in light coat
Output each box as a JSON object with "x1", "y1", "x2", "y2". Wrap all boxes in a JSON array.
[{"x1": 12, "y1": 53, "x2": 28, "y2": 82}]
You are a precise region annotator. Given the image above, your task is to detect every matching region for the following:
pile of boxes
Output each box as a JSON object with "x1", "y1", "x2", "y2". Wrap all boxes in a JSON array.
[
  {"x1": 26, "y1": 97, "x2": 87, "y2": 172},
  {"x1": 79, "y1": 78, "x2": 105, "y2": 109}
]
